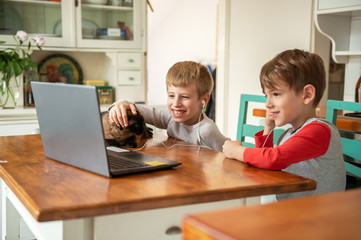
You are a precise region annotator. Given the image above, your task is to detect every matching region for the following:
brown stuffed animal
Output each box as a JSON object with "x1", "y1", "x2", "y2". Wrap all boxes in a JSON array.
[{"x1": 101, "y1": 109, "x2": 152, "y2": 148}]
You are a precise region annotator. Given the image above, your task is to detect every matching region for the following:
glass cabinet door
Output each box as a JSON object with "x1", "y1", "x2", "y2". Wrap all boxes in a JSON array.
[
  {"x1": 77, "y1": 0, "x2": 142, "y2": 49},
  {"x1": 0, "y1": 0, "x2": 74, "y2": 47}
]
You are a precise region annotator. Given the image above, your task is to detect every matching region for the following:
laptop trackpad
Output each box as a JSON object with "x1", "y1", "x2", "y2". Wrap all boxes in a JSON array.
[{"x1": 106, "y1": 146, "x2": 130, "y2": 153}]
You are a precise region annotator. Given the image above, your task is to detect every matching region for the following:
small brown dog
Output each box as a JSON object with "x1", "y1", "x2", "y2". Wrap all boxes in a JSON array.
[{"x1": 101, "y1": 109, "x2": 152, "y2": 148}]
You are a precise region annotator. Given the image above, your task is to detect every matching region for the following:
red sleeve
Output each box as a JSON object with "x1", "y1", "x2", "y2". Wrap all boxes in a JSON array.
[
  {"x1": 254, "y1": 130, "x2": 274, "y2": 148},
  {"x1": 243, "y1": 122, "x2": 331, "y2": 170}
]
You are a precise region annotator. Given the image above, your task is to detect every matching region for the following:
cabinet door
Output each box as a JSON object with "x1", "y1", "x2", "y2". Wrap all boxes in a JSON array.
[
  {"x1": 0, "y1": 0, "x2": 75, "y2": 47},
  {"x1": 76, "y1": 0, "x2": 144, "y2": 49}
]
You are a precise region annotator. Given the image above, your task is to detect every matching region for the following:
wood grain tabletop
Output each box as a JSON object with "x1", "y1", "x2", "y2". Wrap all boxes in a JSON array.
[
  {"x1": 0, "y1": 134, "x2": 316, "y2": 222},
  {"x1": 183, "y1": 188, "x2": 361, "y2": 240}
]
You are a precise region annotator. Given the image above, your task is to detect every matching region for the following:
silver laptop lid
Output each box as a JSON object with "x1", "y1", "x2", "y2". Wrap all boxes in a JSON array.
[{"x1": 32, "y1": 82, "x2": 111, "y2": 177}]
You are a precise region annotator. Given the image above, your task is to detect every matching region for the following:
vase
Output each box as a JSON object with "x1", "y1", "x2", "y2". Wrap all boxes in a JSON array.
[{"x1": 0, "y1": 74, "x2": 21, "y2": 109}]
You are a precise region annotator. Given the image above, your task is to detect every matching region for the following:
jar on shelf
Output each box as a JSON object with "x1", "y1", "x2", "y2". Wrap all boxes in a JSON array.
[{"x1": 24, "y1": 68, "x2": 39, "y2": 106}]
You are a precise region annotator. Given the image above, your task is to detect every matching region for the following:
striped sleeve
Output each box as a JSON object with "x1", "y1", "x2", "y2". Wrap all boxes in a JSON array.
[{"x1": 243, "y1": 122, "x2": 331, "y2": 170}]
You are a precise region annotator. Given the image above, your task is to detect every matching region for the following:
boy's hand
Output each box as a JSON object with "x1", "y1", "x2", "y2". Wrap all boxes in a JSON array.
[
  {"x1": 264, "y1": 109, "x2": 276, "y2": 135},
  {"x1": 108, "y1": 101, "x2": 138, "y2": 127},
  {"x1": 222, "y1": 140, "x2": 246, "y2": 162}
]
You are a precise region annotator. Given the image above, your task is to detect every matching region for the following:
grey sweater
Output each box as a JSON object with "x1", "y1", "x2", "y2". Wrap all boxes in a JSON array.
[{"x1": 136, "y1": 105, "x2": 229, "y2": 152}]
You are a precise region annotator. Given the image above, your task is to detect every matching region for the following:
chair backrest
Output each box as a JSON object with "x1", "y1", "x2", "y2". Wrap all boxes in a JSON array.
[
  {"x1": 325, "y1": 99, "x2": 361, "y2": 178},
  {"x1": 236, "y1": 94, "x2": 284, "y2": 148}
]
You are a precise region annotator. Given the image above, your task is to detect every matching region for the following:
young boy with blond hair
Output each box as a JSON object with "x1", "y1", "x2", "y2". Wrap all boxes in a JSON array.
[
  {"x1": 109, "y1": 61, "x2": 229, "y2": 151},
  {"x1": 223, "y1": 49, "x2": 346, "y2": 200}
]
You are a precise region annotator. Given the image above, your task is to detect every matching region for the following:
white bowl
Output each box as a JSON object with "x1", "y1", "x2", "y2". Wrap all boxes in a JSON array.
[{"x1": 82, "y1": 0, "x2": 108, "y2": 5}]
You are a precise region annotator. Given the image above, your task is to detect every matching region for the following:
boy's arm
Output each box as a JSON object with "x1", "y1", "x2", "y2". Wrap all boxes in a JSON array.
[
  {"x1": 244, "y1": 122, "x2": 331, "y2": 170},
  {"x1": 135, "y1": 105, "x2": 171, "y2": 129},
  {"x1": 254, "y1": 130, "x2": 274, "y2": 148}
]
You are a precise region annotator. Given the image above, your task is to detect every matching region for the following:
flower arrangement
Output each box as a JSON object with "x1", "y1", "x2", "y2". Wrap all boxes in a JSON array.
[{"x1": 0, "y1": 31, "x2": 45, "y2": 107}]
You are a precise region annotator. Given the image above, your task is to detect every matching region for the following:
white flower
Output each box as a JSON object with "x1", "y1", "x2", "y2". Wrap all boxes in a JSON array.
[
  {"x1": 16, "y1": 30, "x2": 28, "y2": 41},
  {"x1": 33, "y1": 35, "x2": 45, "y2": 47}
]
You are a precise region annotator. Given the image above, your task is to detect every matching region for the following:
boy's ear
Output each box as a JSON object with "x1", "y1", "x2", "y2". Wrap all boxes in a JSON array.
[
  {"x1": 201, "y1": 93, "x2": 211, "y2": 106},
  {"x1": 201, "y1": 93, "x2": 211, "y2": 109},
  {"x1": 303, "y1": 84, "x2": 316, "y2": 105}
]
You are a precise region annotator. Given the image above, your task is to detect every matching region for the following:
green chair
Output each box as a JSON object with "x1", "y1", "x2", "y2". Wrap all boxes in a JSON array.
[
  {"x1": 236, "y1": 94, "x2": 284, "y2": 148},
  {"x1": 325, "y1": 100, "x2": 361, "y2": 184}
]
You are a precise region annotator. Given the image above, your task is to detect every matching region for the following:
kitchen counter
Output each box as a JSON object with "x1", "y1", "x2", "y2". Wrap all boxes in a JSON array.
[{"x1": 0, "y1": 105, "x2": 111, "y2": 136}]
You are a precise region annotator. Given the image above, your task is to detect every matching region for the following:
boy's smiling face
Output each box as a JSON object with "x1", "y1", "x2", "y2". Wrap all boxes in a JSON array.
[
  {"x1": 264, "y1": 80, "x2": 311, "y2": 130},
  {"x1": 167, "y1": 83, "x2": 204, "y2": 125}
]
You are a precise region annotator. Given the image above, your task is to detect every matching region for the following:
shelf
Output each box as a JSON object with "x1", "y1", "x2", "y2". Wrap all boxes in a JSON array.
[
  {"x1": 317, "y1": 6, "x2": 361, "y2": 15},
  {"x1": 4, "y1": 0, "x2": 61, "y2": 6},
  {"x1": 82, "y1": 3, "x2": 133, "y2": 12},
  {"x1": 314, "y1": 0, "x2": 361, "y2": 64},
  {"x1": 336, "y1": 51, "x2": 361, "y2": 57},
  {"x1": 314, "y1": 1, "x2": 361, "y2": 64},
  {"x1": 0, "y1": 105, "x2": 111, "y2": 118}
]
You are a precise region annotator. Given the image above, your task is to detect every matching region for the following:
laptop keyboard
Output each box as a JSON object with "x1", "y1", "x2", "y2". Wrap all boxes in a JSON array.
[{"x1": 108, "y1": 155, "x2": 149, "y2": 170}]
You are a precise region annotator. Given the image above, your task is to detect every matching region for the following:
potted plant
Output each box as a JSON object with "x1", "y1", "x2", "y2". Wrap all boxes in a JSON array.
[{"x1": 0, "y1": 31, "x2": 45, "y2": 108}]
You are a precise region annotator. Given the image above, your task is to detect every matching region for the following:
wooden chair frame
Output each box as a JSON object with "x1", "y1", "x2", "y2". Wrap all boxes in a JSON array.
[{"x1": 326, "y1": 100, "x2": 361, "y2": 178}]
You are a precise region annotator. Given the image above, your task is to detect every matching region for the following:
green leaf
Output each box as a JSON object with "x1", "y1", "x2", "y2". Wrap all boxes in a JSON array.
[
  {"x1": 7, "y1": 61, "x2": 15, "y2": 76},
  {"x1": 0, "y1": 61, "x2": 5, "y2": 71},
  {"x1": 13, "y1": 61, "x2": 23, "y2": 76},
  {"x1": 21, "y1": 58, "x2": 29, "y2": 72}
]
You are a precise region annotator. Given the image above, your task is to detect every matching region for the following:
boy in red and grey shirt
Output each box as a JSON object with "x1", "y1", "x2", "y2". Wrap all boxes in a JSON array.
[{"x1": 223, "y1": 49, "x2": 346, "y2": 200}]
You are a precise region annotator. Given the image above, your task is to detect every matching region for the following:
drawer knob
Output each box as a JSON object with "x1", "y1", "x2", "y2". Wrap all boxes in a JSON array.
[
  {"x1": 128, "y1": 59, "x2": 135, "y2": 63},
  {"x1": 165, "y1": 226, "x2": 182, "y2": 235},
  {"x1": 128, "y1": 77, "x2": 135, "y2": 81}
]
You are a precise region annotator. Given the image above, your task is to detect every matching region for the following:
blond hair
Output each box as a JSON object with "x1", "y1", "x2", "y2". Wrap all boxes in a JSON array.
[{"x1": 166, "y1": 61, "x2": 213, "y2": 98}]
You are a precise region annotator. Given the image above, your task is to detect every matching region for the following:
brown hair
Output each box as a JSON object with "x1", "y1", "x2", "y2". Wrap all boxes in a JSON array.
[
  {"x1": 260, "y1": 49, "x2": 326, "y2": 107},
  {"x1": 166, "y1": 61, "x2": 213, "y2": 98}
]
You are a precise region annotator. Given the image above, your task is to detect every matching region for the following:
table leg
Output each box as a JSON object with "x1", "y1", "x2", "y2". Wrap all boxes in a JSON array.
[{"x1": 2, "y1": 181, "x2": 93, "y2": 240}]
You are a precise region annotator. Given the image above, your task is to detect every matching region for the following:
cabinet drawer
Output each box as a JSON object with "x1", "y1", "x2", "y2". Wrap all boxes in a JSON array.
[
  {"x1": 117, "y1": 53, "x2": 142, "y2": 68},
  {"x1": 94, "y1": 199, "x2": 242, "y2": 240},
  {"x1": 117, "y1": 70, "x2": 141, "y2": 85}
]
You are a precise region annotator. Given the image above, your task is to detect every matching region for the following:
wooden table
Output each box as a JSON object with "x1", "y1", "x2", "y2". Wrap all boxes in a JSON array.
[
  {"x1": 0, "y1": 134, "x2": 316, "y2": 240},
  {"x1": 183, "y1": 188, "x2": 361, "y2": 240}
]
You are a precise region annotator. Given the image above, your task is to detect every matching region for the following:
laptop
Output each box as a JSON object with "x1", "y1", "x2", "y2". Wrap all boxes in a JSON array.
[{"x1": 31, "y1": 82, "x2": 181, "y2": 177}]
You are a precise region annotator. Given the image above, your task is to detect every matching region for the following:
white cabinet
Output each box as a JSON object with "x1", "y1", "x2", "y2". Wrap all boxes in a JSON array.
[
  {"x1": 314, "y1": 0, "x2": 361, "y2": 101},
  {"x1": 0, "y1": 0, "x2": 147, "y2": 119},
  {"x1": 314, "y1": 0, "x2": 361, "y2": 64},
  {"x1": 1, "y1": 0, "x2": 145, "y2": 50},
  {"x1": 117, "y1": 52, "x2": 142, "y2": 85},
  {"x1": 1, "y1": 0, "x2": 74, "y2": 47},
  {"x1": 76, "y1": 1, "x2": 144, "y2": 49},
  {"x1": 0, "y1": 108, "x2": 39, "y2": 136},
  {"x1": 105, "y1": 51, "x2": 146, "y2": 102}
]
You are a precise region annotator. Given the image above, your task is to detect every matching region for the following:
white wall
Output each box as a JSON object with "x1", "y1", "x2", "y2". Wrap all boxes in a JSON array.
[
  {"x1": 146, "y1": 0, "x2": 219, "y2": 105},
  {"x1": 218, "y1": 0, "x2": 314, "y2": 139},
  {"x1": 146, "y1": 0, "x2": 317, "y2": 140}
]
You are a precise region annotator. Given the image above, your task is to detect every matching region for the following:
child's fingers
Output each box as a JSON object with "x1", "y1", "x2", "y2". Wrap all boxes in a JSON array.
[
  {"x1": 129, "y1": 104, "x2": 138, "y2": 115},
  {"x1": 119, "y1": 105, "x2": 129, "y2": 127},
  {"x1": 109, "y1": 107, "x2": 123, "y2": 127}
]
